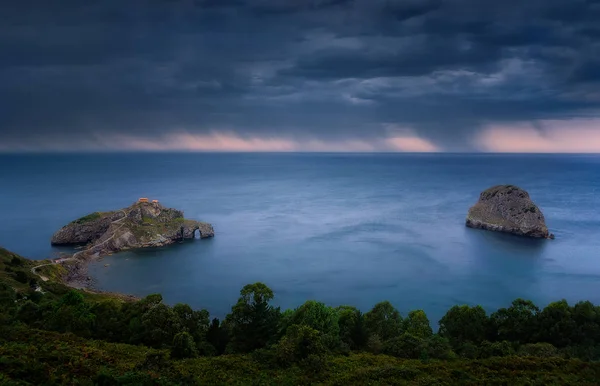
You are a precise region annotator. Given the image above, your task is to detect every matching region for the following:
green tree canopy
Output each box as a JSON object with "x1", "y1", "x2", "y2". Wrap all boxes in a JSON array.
[
  {"x1": 171, "y1": 331, "x2": 198, "y2": 359},
  {"x1": 336, "y1": 305, "x2": 367, "y2": 350},
  {"x1": 364, "y1": 301, "x2": 403, "y2": 341},
  {"x1": 289, "y1": 301, "x2": 339, "y2": 336},
  {"x1": 225, "y1": 282, "x2": 280, "y2": 353},
  {"x1": 141, "y1": 303, "x2": 181, "y2": 348},
  {"x1": 404, "y1": 310, "x2": 433, "y2": 339},
  {"x1": 276, "y1": 324, "x2": 326, "y2": 365},
  {"x1": 439, "y1": 305, "x2": 488, "y2": 348},
  {"x1": 382, "y1": 333, "x2": 425, "y2": 359},
  {"x1": 536, "y1": 300, "x2": 577, "y2": 348},
  {"x1": 490, "y1": 299, "x2": 539, "y2": 344}
]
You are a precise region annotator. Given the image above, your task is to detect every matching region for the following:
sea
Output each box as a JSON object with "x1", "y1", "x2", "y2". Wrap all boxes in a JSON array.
[{"x1": 1, "y1": 153, "x2": 599, "y2": 324}]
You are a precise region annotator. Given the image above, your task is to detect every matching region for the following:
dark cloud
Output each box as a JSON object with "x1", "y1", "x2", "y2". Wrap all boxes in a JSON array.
[{"x1": 0, "y1": 0, "x2": 599, "y2": 150}]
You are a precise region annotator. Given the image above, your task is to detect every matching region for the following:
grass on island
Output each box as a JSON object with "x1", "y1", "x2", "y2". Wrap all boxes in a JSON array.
[{"x1": 71, "y1": 212, "x2": 104, "y2": 225}]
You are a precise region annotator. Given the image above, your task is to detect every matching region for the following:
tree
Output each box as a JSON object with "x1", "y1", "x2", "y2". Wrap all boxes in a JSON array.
[
  {"x1": 336, "y1": 306, "x2": 367, "y2": 350},
  {"x1": 225, "y1": 282, "x2": 280, "y2": 353},
  {"x1": 276, "y1": 324, "x2": 326, "y2": 365},
  {"x1": 423, "y1": 335, "x2": 456, "y2": 359},
  {"x1": 140, "y1": 303, "x2": 181, "y2": 348},
  {"x1": 0, "y1": 282, "x2": 16, "y2": 311},
  {"x1": 382, "y1": 333, "x2": 425, "y2": 359},
  {"x1": 173, "y1": 303, "x2": 210, "y2": 345},
  {"x1": 91, "y1": 301, "x2": 125, "y2": 342},
  {"x1": 570, "y1": 301, "x2": 600, "y2": 346},
  {"x1": 404, "y1": 310, "x2": 433, "y2": 339},
  {"x1": 16, "y1": 300, "x2": 40, "y2": 325},
  {"x1": 438, "y1": 305, "x2": 488, "y2": 348},
  {"x1": 171, "y1": 332, "x2": 198, "y2": 359},
  {"x1": 206, "y1": 318, "x2": 229, "y2": 355},
  {"x1": 366, "y1": 334, "x2": 383, "y2": 354},
  {"x1": 49, "y1": 290, "x2": 96, "y2": 337},
  {"x1": 489, "y1": 299, "x2": 539, "y2": 344},
  {"x1": 10, "y1": 255, "x2": 23, "y2": 266},
  {"x1": 13, "y1": 270, "x2": 28, "y2": 284},
  {"x1": 364, "y1": 301, "x2": 403, "y2": 341},
  {"x1": 535, "y1": 300, "x2": 576, "y2": 347},
  {"x1": 137, "y1": 294, "x2": 164, "y2": 311},
  {"x1": 287, "y1": 301, "x2": 339, "y2": 348}
]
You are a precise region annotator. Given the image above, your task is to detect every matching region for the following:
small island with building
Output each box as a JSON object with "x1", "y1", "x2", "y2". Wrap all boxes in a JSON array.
[{"x1": 51, "y1": 198, "x2": 214, "y2": 258}]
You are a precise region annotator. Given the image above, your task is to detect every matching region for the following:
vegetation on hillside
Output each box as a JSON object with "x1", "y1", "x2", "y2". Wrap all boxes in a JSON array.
[
  {"x1": 72, "y1": 212, "x2": 104, "y2": 224},
  {"x1": 2, "y1": 247, "x2": 600, "y2": 385}
]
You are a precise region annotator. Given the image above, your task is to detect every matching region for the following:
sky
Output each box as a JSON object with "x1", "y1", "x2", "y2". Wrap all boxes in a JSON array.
[{"x1": 1, "y1": 0, "x2": 599, "y2": 153}]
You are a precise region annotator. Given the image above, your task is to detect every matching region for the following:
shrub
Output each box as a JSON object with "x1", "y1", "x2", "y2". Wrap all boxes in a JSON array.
[
  {"x1": 479, "y1": 340, "x2": 516, "y2": 358},
  {"x1": 135, "y1": 351, "x2": 173, "y2": 372},
  {"x1": 519, "y1": 343, "x2": 560, "y2": 358},
  {"x1": 10, "y1": 256, "x2": 23, "y2": 266},
  {"x1": 276, "y1": 324, "x2": 326, "y2": 366},
  {"x1": 364, "y1": 301, "x2": 403, "y2": 341},
  {"x1": 366, "y1": 334, "x2": 383, "y2": 354},
  {"x1": 73, "y1": 212, "x2": 102, "y2": 224},
  {"x1": 424, "y1": 335, "x2": 456, "y2": 359},
  {"x1": 286, "y1": 300, "x2": 340, "y2": 349},
  {"x1": 13, "y1": 270, "x2": 29, "y2": 284},
  {"x1": 16, "y1": 300, "x2": 40, "y2": 324},
  {"x1": 382, "y1": 333, "x2": 425, "y2": 359},
  {"x1": 171, "y1": 332, "x2": 198, "y2": 359}
]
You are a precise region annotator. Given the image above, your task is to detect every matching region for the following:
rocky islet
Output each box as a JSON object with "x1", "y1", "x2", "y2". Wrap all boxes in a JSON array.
[{"x1": 466, "y1": 185, "x2": 554, "y2": 239}]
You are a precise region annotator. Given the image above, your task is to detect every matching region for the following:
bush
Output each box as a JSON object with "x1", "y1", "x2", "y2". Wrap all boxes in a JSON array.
[
  {"x1": 13, "y1": 270, "x2": 29, "y2": 284},
  {"x1": 276, "y1": 324, "x2": 326, "y2": 366},
  {"x1": 135, "y1": 351, "x2": 173, "y2": 372},
  {"x1": 251, "y1": 347, "x2": 278, "y2": 366},
  {"x1": 382, "y1": 333, "x2": 425, "y2": 359},
  {"x1": 286, "y1": 300, "x2": 340, "y2": 349},
  {"x1": 479, "y1": 340, "x2": 516, "y2": 358},
  {"x1": 366, "y1": 334, "x2": 383, "y2": 354},
  {"x1": 519, "y1": 343, "x2": 560, "y2": 358},
  {"x1": 16, "y1": 300, "x2": 40, "y2": 325},
  {"x1": 0, "y1": 282, "x2": 16, "y2": 309},
  {"x1": 459, "y1": 342, "x2": 480, "y2": 359},
  {"x1": 171, "y1": 332, "x2": 198, "y2": 359},
  {"x1": 424, "y1": 335, "x2": 456, "y2": 359},
  {"x1": 10, "y1": 256, "x2": 23, "y2": 266},
  {"x1": 301, "y1": 353, "x2": 328, "y2": 375}
]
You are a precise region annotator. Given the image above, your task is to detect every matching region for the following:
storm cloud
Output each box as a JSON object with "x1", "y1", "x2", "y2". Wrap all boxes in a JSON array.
[{"x1": 1, "y1": 0, "x2": 599, "y2": 151}]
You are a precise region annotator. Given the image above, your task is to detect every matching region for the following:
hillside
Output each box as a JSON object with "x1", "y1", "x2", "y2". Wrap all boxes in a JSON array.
[{"x1": 2, "y1": 247, "x2": 600, "y2": 385}]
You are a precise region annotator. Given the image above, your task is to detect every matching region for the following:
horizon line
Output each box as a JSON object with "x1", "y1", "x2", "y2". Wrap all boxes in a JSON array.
[{"x1": 1, "y1": 150, "x2": 599, "y2": 155}]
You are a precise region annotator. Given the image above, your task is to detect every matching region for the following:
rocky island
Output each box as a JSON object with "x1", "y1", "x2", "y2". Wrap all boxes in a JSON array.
[
  {"x1": 52, "y1": 199, "x2": 214, "y2": 258},
  {"x1": 466, "y1": 185, "x2": 554, "y2": 239}
]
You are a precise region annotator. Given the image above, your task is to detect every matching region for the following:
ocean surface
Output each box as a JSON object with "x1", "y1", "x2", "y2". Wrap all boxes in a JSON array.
[{"x1": 1, "y1": 153, "x2": 599, "y2": 324}]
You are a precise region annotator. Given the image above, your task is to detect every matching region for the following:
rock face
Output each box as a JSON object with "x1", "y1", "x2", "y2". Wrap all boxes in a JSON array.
[
  {"x1": 466, "y1": 185, "x2": 554, "y2": 239},
  {"x1": 51, "y1": 201, "x2": 215, "y2": 257}
]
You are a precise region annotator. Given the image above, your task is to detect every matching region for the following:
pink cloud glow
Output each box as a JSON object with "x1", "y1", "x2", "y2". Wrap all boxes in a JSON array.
[
  {"x1": 0, "y1": 131, "x2": 440, "y2": 153},
  {"x1": 476, "y1": 119, "x2": 600, "y2": 153},
  {"x1": 386, "y1": 136, "x2": 439, "y2": 152}
]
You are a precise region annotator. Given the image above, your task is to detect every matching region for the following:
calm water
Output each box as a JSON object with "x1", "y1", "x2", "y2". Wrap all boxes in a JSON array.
[{"x1": 1, "y1": 153, "x2": 599, "y2": 323}]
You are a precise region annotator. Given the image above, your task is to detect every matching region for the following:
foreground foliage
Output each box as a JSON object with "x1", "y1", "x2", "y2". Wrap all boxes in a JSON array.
[
  {"x1": 2, "y1": 326, "x2": 600, "y2": 386},
  {"x1": 2, "y1": 247, "x2": 600, "y2": 384}
]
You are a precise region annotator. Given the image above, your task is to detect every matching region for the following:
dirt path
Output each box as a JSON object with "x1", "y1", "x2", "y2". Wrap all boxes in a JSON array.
[
  {"x1": 30, "y1": 263, "x2": 53, "y2": 281},
  {"x1": 75, "y1": 209, "x2": 128, "y2": 258},
  {"x1": 31, "y1": 210, "x2": 129, "y2": 281}
]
